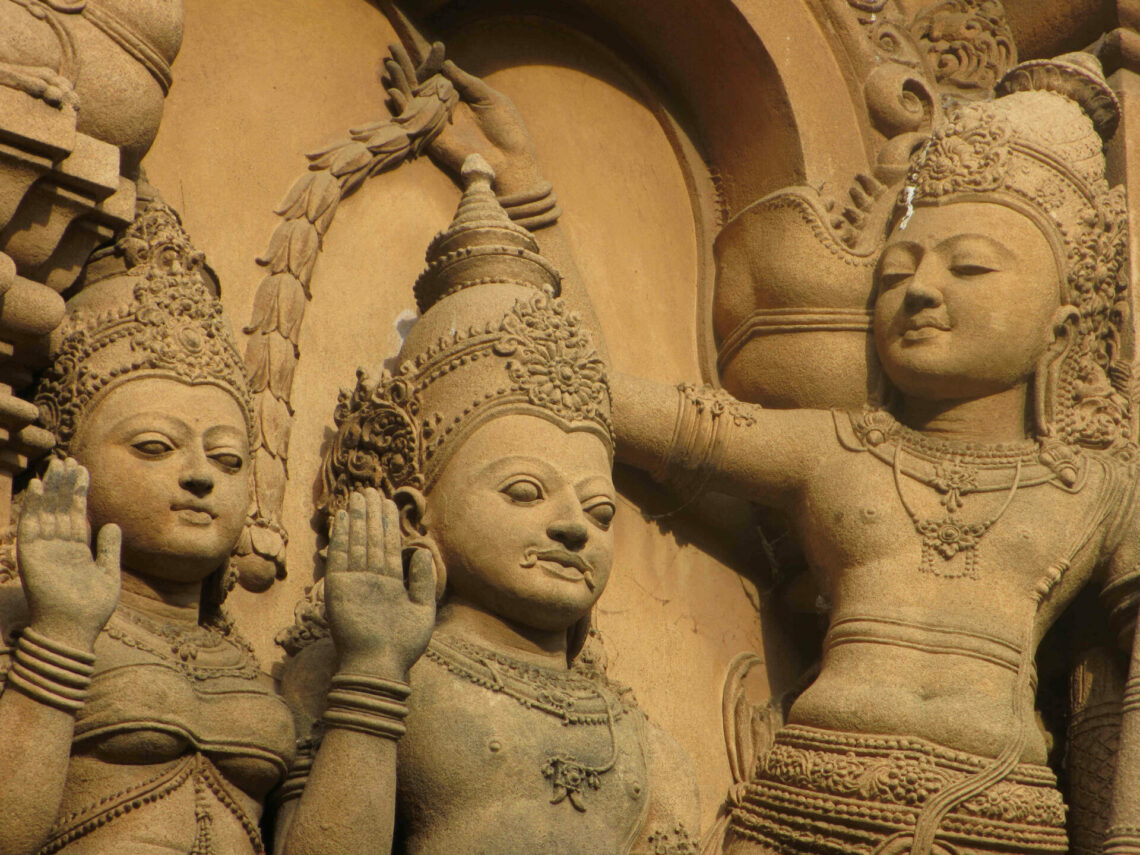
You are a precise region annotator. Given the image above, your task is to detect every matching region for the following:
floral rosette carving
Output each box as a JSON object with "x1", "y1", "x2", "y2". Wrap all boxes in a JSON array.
[
  {"x1": 495, "y1": 293, "x2": 610, "y2": 431},
  {"x1": 909, "y1": 106, "x2": 1012, "y2": 197}
]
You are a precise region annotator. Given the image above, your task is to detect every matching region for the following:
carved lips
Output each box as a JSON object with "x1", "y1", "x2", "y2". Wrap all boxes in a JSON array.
[
  {"x1": 171, "y1": 502, "x2": 218, "y2": 525},
  {"x1": 521, "y1": 548, "x2": 597, "y2": 591},
  {"x1": 901, "y1": 314, "x2": 951, "y2": 343}
]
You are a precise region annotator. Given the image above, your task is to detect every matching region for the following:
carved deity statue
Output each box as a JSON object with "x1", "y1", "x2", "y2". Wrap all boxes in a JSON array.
[
  {"x1": 277, "y1": 155, "x2": 700, "y2": 855},
  {"x1": 0, "y1": 197, "x2": 434, "y2": 855},
  {"x1": 612, "y1": 55, "x2": 1140, "y2": 855},
  {"x1": 408, "y1": 50, "x2": 1140, "y2": 855}
]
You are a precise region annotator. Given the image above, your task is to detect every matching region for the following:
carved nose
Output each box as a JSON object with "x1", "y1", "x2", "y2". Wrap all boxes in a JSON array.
[
  {"x1": 547, "y1": 518, "x2": 588, "y2": 550},
  {"x1": 179, "y1": 467, "x2": 214, "y2": 497},
  {"x1": 903, "y1": 260, "x2": 945, "y2": 312}
]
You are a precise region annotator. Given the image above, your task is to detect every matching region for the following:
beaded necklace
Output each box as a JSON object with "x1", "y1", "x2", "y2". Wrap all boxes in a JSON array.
[{"x1": 425, "y1": 633, "x2": 620, "y2": 812}]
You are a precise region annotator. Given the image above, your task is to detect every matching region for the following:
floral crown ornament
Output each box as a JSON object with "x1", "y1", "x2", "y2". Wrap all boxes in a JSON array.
[
  {"x1": 898, "y1": 52, "x2": 1133, "y2": 452},
  {"x1": 35, "y1": 199, "x2": 255, "y2": 454},
  {"x1": 318, "y1": 155, "x2": 612, "y2": 515}
]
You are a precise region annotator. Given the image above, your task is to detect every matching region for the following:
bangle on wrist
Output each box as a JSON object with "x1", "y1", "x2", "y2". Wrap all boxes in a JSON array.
[
  {"x1": 323, "y1": 672, "x2": 411, "y2": 741},
  {"x1": 6, "y1": 628, "x2": 95, "y2": 714},
  {"x1": 497, "y1": 180, "x2": 560, "y2": 231}
]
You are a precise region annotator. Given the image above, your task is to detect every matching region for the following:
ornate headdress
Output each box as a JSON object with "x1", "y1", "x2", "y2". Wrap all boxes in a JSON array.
[
  {"x1": 319, "y1": 155, "x2": 612, "y2": 513},
  {"x1": 899, "y1": 52, "x2": 1132, "y2": 451},
  {"x1": 36, "y1": 198, "x2": 254, "y2": 453}
]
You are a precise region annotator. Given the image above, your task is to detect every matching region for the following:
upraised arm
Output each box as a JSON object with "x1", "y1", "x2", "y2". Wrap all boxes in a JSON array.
[
  {"x1": 276, "y1": 488, "x2": 435, "y2": 855},
  {"x1": 0, "y1": 458, "x2": 120, "y2": 855}
]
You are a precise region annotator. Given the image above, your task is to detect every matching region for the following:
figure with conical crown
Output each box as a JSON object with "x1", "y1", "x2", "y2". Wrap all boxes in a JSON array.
[
  {"x1": 0, "y1": 192, "x2": 436, "y2": 854},
  {"x1": 275, "y1": 154, "x2": 701, "y2": 855},
  {"x1": 413, "y1": 49, "x2": 1140, "y2": 855}
]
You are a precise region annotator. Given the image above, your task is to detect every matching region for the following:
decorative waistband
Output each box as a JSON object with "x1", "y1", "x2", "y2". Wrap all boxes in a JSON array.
[
  {"x1": 825, "y1": 615, "x2": 1027, "y2": 676},
  {"x1": 39, "y1": 754, "x2": 264, "y2": 855},
  {"x1": 730, "y1": 725, "x2": 1067, "y2": 855}
]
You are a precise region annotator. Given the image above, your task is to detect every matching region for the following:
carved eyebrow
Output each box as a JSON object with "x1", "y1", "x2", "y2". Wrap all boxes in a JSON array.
[
  {"x1": 110, "y1": 411, "x2": 190, "y2": 437},
  {"x1": 938, "y1": 232, "x2": 1017, "y2": 262},
  {"x1": 203, "y1": 424, "x2": 248, "y2": 447},
  {"x1": 477, "y1": 455, "x2": 557, "y2": 480},
  {"x1": 575, "y1": 475, "x2": 614, "y2": 499}
]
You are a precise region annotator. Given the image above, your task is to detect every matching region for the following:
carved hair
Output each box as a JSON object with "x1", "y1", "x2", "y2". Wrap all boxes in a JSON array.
[{"x1": 899, "y1": 53, "x2": 1132, "y2": 451}]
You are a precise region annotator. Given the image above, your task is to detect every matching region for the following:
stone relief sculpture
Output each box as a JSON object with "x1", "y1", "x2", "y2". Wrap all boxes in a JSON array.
[
  {"x1": 0, "y1": 197, "x2": 438, "y2": 855},
  {"x1": 396, "y1": 45, "x2": 1138, "y2": 854},
  {"x1": 0, "y1": 197, "x2": 295, "y2": 854},
  {"x1": 612, "y1": 55, "x2": 1140, "y2": 855},
  {"x1": 276, "y1": 155, "x2": 700, "y2": 855}
]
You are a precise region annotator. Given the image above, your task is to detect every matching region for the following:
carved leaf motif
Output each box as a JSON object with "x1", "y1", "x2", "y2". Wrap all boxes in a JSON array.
[
  {"x1": 243, "y1": 332, "x2": 270, "y2": 392},
  {"x1": 259, "y1": 394, "x2": 292, "y2": 458},
  {"x1": 254, "y1": 449, "x2": 287, "y2": 514},
  {"x1": 274, "y1": 172, "x2": 316, "y2": 219},
  {"x1": 244, "y1": 276, "x2": 279, "y2": 334},
  {"x1": 274, "y1": 274, "x2": 307, "y2": 344},
  {"x1": 268, "y1": 335, "x2": 298, "y2": 402},
  {"x1": 305, "y1": 172, "x2": 341, "y2": 234}
]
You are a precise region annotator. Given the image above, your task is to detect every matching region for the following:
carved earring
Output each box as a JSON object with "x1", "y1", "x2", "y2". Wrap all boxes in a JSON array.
[{"x1": 1033, "y1": 305, "x2": 1079, "y2": 438}]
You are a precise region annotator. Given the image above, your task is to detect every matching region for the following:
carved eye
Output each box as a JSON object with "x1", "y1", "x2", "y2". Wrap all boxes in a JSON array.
[
  {"x1": 501, "y1": 479, "x2": 543, "y2": 504},
  {"x1": 132, "y1": 438, "x2": 173, "y2": 457},
  {"x1": 209, "y1": 452, "x2": 245, "y2": 472},
  {"x1": 585, "y1": 500, "x2": 615, "y2": 530},
  {"x1": 950, "y1": 264, "x2": 996, "y2": 278}
]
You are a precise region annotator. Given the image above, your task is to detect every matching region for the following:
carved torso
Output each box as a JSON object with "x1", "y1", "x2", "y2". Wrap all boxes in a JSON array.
[
  {"x1": 0, "y1": 593, "x2": 295, "y2": 854},
  {"x1": 781, "y1": 410, "x2": 1133, "y2": 764},
  {"x1": 395, "y1": 634, "x2": 653, "y2": 855}
]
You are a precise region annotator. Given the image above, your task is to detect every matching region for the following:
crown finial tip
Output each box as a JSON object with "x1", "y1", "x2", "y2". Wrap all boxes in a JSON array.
[{"x1": 461, "y1": 154, "x2": 496, "y2": 187}]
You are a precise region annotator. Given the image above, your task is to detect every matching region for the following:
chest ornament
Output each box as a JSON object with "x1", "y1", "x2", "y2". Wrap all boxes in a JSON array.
[
  {"x1": 851, "y1": 409, "x2": 1082, "y2": 579},
  {"x1": 425, "y1": 634, "x2": 626, "y2": 812}
]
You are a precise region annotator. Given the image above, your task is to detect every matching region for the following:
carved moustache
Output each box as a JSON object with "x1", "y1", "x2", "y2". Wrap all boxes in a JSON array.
[{"x1": 521, "y1": 548, "x2": 597, "y2": 591}]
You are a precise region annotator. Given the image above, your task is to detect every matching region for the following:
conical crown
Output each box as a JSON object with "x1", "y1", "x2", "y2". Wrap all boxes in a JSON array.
[{"x1": 320, "y1": 156, "x2": 611, "y2": 513}]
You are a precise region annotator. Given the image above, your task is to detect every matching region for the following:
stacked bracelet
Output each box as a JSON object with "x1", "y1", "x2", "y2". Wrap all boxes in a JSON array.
[
  {"x1": 498, "y1": 181, "x2": 561, "y2": 231},
  {"x1": 656, "y1": 384, "x2": 758, "y2": 496},
  {"x1": 322, "y1": 673, "x2": 411, "y2": 741},
  {"x1": 6, "y1": 628, "x2": 95, "y2": 714}
]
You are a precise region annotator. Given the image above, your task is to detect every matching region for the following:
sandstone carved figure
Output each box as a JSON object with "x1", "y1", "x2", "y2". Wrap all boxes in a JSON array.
[
  {"x1": 616, "y1": 55, "x2": 1140, "y2": 855},
  {"x1": 277, "y1": 155, "x2": 700, "y2": 855},
  {"x1": 414, "y1": 49, "x2": 1138, "y2": 854},
  {"x1": 0, "y1": 197, "x2": 435, "y2": 855}
]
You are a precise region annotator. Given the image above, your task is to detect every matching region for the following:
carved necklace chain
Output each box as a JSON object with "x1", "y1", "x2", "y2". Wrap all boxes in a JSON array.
[
  {"x1": 106, "y1": 603, "x2": 260, "y2": 681},
  {"x1": 425, "y1": 634, "x2": 620, "y2": 812},
  {"x1": 892, "y1": 442, "x2": 1023, "y2": 578}
]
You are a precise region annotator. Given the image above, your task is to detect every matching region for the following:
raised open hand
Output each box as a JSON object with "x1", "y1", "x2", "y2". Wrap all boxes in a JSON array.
[
  {"x1": 325, "y1": 488, "x2": 435, "y2": 680},
  {"x1": 383, "y1": 43, "x2": 543, "y2": 195},
  {"x1": 17, "y1": 457, "x2": 121, "y2": 651}
]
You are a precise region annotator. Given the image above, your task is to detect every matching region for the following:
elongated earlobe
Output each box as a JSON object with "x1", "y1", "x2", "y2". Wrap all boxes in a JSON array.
[
  {"x1": 1033, "y1": 304, "x2": 1079, "y2": 437},
  {"x1": 394, "y1": 486, "x2": 446, "y2": 600}
]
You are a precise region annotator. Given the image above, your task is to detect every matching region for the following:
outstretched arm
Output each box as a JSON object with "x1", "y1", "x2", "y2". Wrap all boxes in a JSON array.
[
  {"x1": 276, "y1": 488, "x2": 435, "y2": 855},
  {"x1": 0, "y1": 458, "x2": 120, "y2": 855},
  {"x1": 612, "y1": 373, "x2": 834, "y2": 509}
]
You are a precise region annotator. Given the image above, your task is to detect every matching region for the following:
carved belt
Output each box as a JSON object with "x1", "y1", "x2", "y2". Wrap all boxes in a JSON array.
[
  {"x1": 824, "y1": 615, "x2": 1026, "y2": 676},
  {"x1": 39, "y1": 753, "x2": 264, "y2": 855},
  {"x1": 729, "y1": 725, "x2": 1067, "y2": 855}
]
